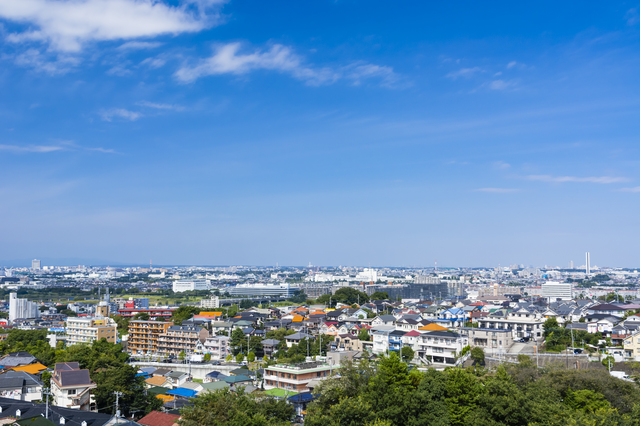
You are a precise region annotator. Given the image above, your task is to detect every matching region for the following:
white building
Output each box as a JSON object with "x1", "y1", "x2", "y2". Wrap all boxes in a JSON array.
[
  {"x1": 173, "y1": 279, "x2": 210, "y2": 293},
  {"x1": 200, "y1": 295, "x2": 220, "y2": 309},
  {"x1": 203, "y1": 335, "x2": 230, "y2": 360},
  {"x1": 356, "y1": 268, "x2": 378, "y2": 282},
  {"x1": 51, "y1": 362, "x2": 96, "y2": 411},
  {"x1": 9, "y1": 293, "x2": 39, "y2": 323},
  {"x1": 31, "y1": 259, "x2": 41, "y2": 270},
  {"x1": 227, "y1": 283, "x2": 296, "y2": 297},
  {"x1": 541, "y1": 281, "x2": 573, "y2": 301}
]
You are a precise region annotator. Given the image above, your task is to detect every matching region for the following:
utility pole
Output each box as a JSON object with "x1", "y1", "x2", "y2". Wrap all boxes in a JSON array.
[
  {"x1": 43, "y1": 387, "x2": 52, "y2": 419},
  {"x1": 113, "y1": 391, "x2": 124, "y2": 419}
]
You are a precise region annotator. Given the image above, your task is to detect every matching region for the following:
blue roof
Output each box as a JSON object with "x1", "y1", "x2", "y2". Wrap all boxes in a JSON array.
[
  {"x1": 288, "y1": 392, "x2": 315, "y2": 403},
  {"x1": 135, "y1": 372, "x2": 151, "y2": 378},
  {"x1": 167, "y1": 387, "x2": 198, "y2": 398}
]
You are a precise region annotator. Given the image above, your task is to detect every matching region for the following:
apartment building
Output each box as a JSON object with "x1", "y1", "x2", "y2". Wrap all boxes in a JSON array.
[
  {"x1": 51, "y1": 362, "x2": 96, "y2": 411},
  {"x1": 66, "y1": 317, "x2": 117, "y2": 346},
  {"x1": 264, "y1": 361, "x2": 332, "y2": 393},
  {"x1": 203, "y1": 335, "x2": 230, "y2": 360},
  {"x1": 128, "y1": 320, "x2": 174, "y2": 355},
  {"x1": 475, "y1": 310, "x2": 544, "y2": 340},
  {"x1": 458, "y1": 327, "x2": 514, "y2": 352},
  {"x1": 157, "y1": 325, "x2": 209, "y2": 356}
]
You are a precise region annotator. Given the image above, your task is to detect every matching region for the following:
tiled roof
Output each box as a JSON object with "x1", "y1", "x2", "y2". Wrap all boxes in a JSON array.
[{"x1": 138, "y1": 411, "x2": 180, "y2": 426}]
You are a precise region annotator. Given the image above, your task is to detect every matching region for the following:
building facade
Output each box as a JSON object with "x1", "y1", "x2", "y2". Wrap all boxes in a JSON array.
[
  {"x1": 66, "y1": 317, "x2": 117, "y2": 346},
  {"x1": 541, "y1": 281, "x2": 573, "y2": 301},
  {"x1": 156, "y1": 325, "x2": 209, "y2": 356},
  {"x1": 227, "y1": 283, "x2": 297, "y2": 297},
  {"x1": 51, "y1": 362, "x2": 96, "y2": 411},
  {"x1": 9, "y1": 293, "x2": 39, "y2": 323},
  {"x1": 264, "y1": 362, "x2": 332, "y2": 393},
  {"x1": 173, "y1": 280, "x2": 210, "y2": 293},
  {"x1": 203, "y1": 335, "x2": 230, "y2": 359},
  {"x1": 128, "y1": 320, "x2": 174, "y2": 355},
  {"x1": 200, "y1": 296, "x2": 220, "y2": 309}
]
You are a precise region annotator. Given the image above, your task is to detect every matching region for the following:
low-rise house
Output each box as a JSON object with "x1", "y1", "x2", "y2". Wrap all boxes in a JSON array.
[
  {"x1": 624, "y1": 331, "x2": 640, "y2": 361},
  {"x1": 166, "y1": 371, "x2": 189, "y2": 388},
  {"x1": 261, "y1": 339, "x2": 281, "y2": 358},
  {"x1": 372, "y1": 327, "x2": 394, "y2": 354},
  {"x1": 138, "y1": 411, "x2": 181, "y2": 426},
  {"x1": 51, "y1": 362, "x2": 96, "y2": 411},
  {"x1": 285, "y1": 332, "x2": 313, "y2": 348},
  {"x1": 416, "y1": 330, "x2": 468, "y2": 366},
  {"x1": 458, "y1": 327, "x2": 514, "y2": 352},
  {"x1": 371, "y1": 315, "x2": 396, "y2": 327},
  {"x1": 0, "y1": 370, "x2": 43, "y2": 401}
]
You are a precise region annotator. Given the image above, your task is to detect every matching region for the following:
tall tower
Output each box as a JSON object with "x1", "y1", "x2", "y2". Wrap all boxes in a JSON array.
[{"x1": 585, "y1": 252, "x2": 591, "y2": 275}]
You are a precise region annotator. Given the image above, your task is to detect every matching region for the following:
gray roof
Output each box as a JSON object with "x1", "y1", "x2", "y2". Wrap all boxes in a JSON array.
[
  {"x1": 58, "y1": 370, "x2": 92, "y2": 387},
  {"x1": 0, "y1": 371, "x2": 42, "y2": 390},
  {"x1": 167, "y1": 371, "x2": 188, "y2": 379},
  {"x1": 261, "y1": 339, "x2": 280, "y2": 346},
  {"x1": 285, "y1": 332, "x2": 313, "y2": 340}
]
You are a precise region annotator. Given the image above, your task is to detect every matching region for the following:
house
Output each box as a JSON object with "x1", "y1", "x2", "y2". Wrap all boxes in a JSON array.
[
  {"x1": 458, "y1": 327, "x2": 514, "y2": 353},
  {"x1": 261, "y1": 339, "x2": 281, "y2": 358},
  {"x1": 203, "y1": 335, "x2": 230, "y2": 360},
  {"x1": 388, "y1": 330, "x2": 406, "y2": 353},
  {"x1": 587, "y1": 304, "x2": 630, "y2": 316},
  {"x1": 0, "y1": 396, "x2": 113, "y2": 426},
  {"x1": 285, "y1": 332, "x2": 313, "y2": 348},
  {"x1": 371, "y1": 315, "x2": 396, "y2": 327},
  {"x1": 51, "y1": 362, "x2": 96, "y2": 411},
  {"x1": 624, "y1": 331, "x2": 640, "y2": 361},
  {"x1": 372, "y1": 326, "x2": 394, "y2": 354},
  {"x1": 0, "y1": 370, "x2": 43, "y2": 401},
  {"x1": 138, "y1": 411, "x2": 181, "y2": 426},
  {"x1": 145, "y1": 375, "x2": 172, "y2": 388},
  {"x1": 0, "y1": 352, "x2": 38, "y2": 368},
  {"x1": 166, "y1": 371, "x2": 189, "y2": 388},
  {"x1": 203, "y1": 371, "x2": 227, "y2": 383},
  {"x1": 415, "y1": 330, "x2": 468, "y2": 366}
]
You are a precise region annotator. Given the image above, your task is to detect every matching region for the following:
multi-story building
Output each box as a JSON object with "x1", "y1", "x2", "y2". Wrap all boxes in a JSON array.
[
  {"x1": 31, "y1": 259, "x2": 41, "y2": 270},
  {"x1": 458, "y1": 327, "x2": 514, "y2": 354},
  {"x1": 116, "y1": 308, "x2": 175, "y2": 319},
  {"x1": 200, "y1": 296, "x2": 220, "y2": 309},
  {"x1": 264, "y1": 361, "x2": 332, "y2": 393},
  {"x1": 203, "y1": 335, "x2": 230, "y2": 359},
  {"x1": 415, "y1": 330, "x2": 468, "y2": 366},
  {"x1": 9, "y1": 293, "x2": 39, "y2": 323},
  {"x1": 624, "y1": 331, "x2": 640, "y2": 361},
  {"x1": 51, "y1": 362, "x2": 96, "y2": 411},
  {"x1": 475, "y1": 310, "x2": 544, "y2": 340},
  {"x1": 128, "y1": 320, "x2": 174, "y2": 355},
  {"x1": 66, "y1": 317, "x2": 117, "y2": 346},
  {"x1": 157, "y1": 325, "x2": 209, "y2": 356},
  {"x1": 541, "y1": 281, "x2": 573, "y2": 301},
  {"x1": 227, "y1": 283, "x2": 297, "y2": 297},
  {"x1": 173, "y1": 280, "x2": 210, "y2": 293}
]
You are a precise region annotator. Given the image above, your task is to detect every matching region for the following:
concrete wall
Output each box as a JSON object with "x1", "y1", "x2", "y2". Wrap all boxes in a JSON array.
[{"x1": 131, "y1": 361, "x2": 240, "y2": 380}]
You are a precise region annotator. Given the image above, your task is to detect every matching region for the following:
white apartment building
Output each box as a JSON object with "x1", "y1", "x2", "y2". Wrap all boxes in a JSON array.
[
  {"x1": 476, "y1": 310, "x2": 545, "y2": 340},
  {"x1": 66, "y1": 317, "x2": 117, "y2": 346},
  {"x1": 9, "y1": 293, "x2": 39, "y2": 323},
  {"x1": 31, "y1": 259, "x2": 41, "y2": 270},
  {"x1": 227, "y1": 283, "x2": 296, "y2": 297},
  {"x1": 415, "y1": 330, "x2": 468, "y2": 366},
  {"x1": 200, "y1": 295, "x2": 220, "y2": 309},
  {"x1": 203, "y1": 335, "x2": 230, "y2": 359},
  {"x1": 173, "y1": 279, "x2": 210, "y2": 293},
  {"x1": 541, "y1": 281, "x2": 573, "y2": 301}
]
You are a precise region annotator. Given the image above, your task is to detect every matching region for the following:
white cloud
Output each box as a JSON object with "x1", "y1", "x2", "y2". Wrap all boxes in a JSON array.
[
  {"x1": 140, "y1": 55, "x2": 168, "y2": 69},
  {"x1": 0, "y1": 0, "x2": 222, "y2": 52},
  {"x1": 446, "y1": 66, "x2": 482, "y2": 80},
  {"x1": 617, "y1": 186, "x2": 640, "y2": 192},
  {"x1": 99, "y1": 108, "x2": 142, "y2": 121},
  {"x1": 493, "y1": 161, "x2": 511, "y2": 170},
  {"x1": 0, "y1": 144, "x2": 64, "y2": 153},
  {"x1": 136, "y1": 100, "x2": 184, "y2": 111},
  {"x1": 507, "y1": 61, "x2": 518, "y2": 69},
  {"x1": 118, "y1": 41, "x2": 163, "y2": 50},
  {"x1": 527, "y1": 175, "x2": 629, "y2": 184},
  {"x1": 13, "y1": 48, "x2": 79, "y2": 74},
  {"x1": 488, "y1": 79, "x2": 516, "y2": 90},
  {"x1": 475, "y1": 188, "x2": 520, "y2": 193},
  {"x1": 175, "y1": 42, "x2": 401, "y2": 87}
]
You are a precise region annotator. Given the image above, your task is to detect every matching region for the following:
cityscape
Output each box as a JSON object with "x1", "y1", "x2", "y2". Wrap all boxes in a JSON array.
[{"x1": 2, "y1": 0, "x2": 640, "y2": 425}]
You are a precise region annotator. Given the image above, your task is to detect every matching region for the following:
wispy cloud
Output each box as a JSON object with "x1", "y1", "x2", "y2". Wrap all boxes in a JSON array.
[
  {"x1": 136, "y1": 101, "x2": 184, "y2": 111},
  {"x1": 118, "y1": 41, "x2": 163, "y2": 50},
  {"x1": 488, "y1": 79, "x2": 516, "y2": 90},
  {"x1": 617, "y1": 186, "x2": 640, "y2": 192},
  {"x1": 492, "y1": 161, "x2": 511, "y2": 170},
  {"x1": 99, "y1": 108, "x2": 142, "y2": 122},
  {"x1": 446, "y1": 67, "x2": 482, "y2": 80},
  {"x1": 526, "y1": 175, "x2": 629, "y2": 184},
  {"x1": 174, "y1": 42, "x2": 402, "y2": 87},
  {"x1": 0, "y1": 144, "x2": 64, "y2": 153},
  {"x1": 475, "y1": 188, "x2": 520, "y2": 193},
  {"x1": 13, "y1": 49, "x2": 79, "y2": 74},
  {"x1": 0, "y1": 0, "x2": 223, "y2": 52},
  {"x1": 140, "y1": 55, "x2": 168, "y2": 69},
  {"x1": 626, "y1": 8, "x2": 639, "y2": 26}
]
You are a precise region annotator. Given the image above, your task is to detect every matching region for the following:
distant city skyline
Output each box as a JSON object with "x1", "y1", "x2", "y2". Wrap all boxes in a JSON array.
[{"x1": 1, "y1": 2, "x2": 640, "y2": 266}]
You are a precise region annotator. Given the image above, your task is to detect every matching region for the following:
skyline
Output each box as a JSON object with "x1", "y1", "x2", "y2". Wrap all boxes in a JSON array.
[{"x1": 1, "y1": 1, "x2": 640, "y2": 266}]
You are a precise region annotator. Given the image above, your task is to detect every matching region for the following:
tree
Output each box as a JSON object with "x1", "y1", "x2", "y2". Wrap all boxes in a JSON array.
[
  {"x1": 543, "y1": 317, "x2": 560, "y2": 335},
  {"x1": 133, "y1": 312, "x2": 150, "y2": 320},
  {"x1": 288, "y1": 290, "x2": 308, "y2": 304},
  {"x1": 171, "y1": 305, "x2": 200, "y2": 325},
  {"x1": 400, "y1": 346, "x2": 414, "y2": 362},
  {"x1": 236, "y1": 353, "x2": 245, "y2": 363},
  {"x1": 179, "y1": 351, "x2": 186, "y2": 361},
  {"x1": 204, "y1": 353, "x2": 211, "y2": 362},
  {"x1": 226, "y1": 354, "x2": 234, "y2": 362},
  {"x1": 358, "y1": 329, "x2": 370, "y2": 341},
  {"x1": 247, "y1": 352, "x2": 256, "y2": 363},
  {"x1": 470, "y1": 347, "x2": 485, "y2": 366},
  {"x1": 230, "y1": 328, "x2": 246, "y2": 353},
  {"x1": 370, "y1": 291, "x2": 389, "y2": 300}
]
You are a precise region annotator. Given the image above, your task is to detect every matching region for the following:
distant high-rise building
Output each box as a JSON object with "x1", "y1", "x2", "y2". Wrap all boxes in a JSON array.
[
  {"x1": 570, "y1": 261, "x2": 574, "y2": 269},
  {"x1": 31, "y1": 259, "x2": 41, "y2": 270},
  {"x1": 9, "y1": 292, "x2": 40, "y2": 323},
  {"x1": 586, "y1": 252, "x2": 591, "y2": 275}
]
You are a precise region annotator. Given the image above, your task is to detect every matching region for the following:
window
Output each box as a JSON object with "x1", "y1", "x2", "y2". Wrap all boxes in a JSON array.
[{"x1": 68, "y1": 389, "x2": 76, "y2": 395}]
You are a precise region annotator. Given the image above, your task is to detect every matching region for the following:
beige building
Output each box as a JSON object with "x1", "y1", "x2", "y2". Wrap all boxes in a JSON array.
[
  {"x1": 624, "y1": 331, "x2": 640, "y2": 361},
  {"x1": 66, "y1": 317, "x2": 117, "y2": 346},
  {"x1": 128, "y1": 320, "x2": 174, "y2": 355},
  {"x1": 264, "y1": 361, "x2": 332, "y2": 393},
  {"x1": 157, "y1": 325, "x2": 209, "y2": 356}
]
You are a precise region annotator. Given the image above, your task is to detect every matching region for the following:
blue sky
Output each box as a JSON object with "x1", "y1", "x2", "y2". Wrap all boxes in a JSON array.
[{"x1": 1, "y1": 1, "x2": 640, "y2": 267}]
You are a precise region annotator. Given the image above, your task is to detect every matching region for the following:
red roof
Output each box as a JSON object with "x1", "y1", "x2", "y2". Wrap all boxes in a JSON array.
[
  {"x1": 470, "y1": 302, "x2": 488, "y2": 306},
  {"x1": 138, "y1": 411, "x2": 180, "y2": 426},
  {"x1": 404, "y1": 330, "x2": 422, "y2": 337}
]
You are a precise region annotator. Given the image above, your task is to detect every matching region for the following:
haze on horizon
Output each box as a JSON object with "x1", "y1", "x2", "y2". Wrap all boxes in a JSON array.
[{"x1": 1, "y1": 1, "x2": 639, "y2": 268}]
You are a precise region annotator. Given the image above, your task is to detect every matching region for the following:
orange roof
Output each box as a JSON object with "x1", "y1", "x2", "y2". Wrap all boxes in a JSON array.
[
  {"x1": 291, "y1": 315, "x2": 304, "y2": 323},
  {"x1": 12, "y1": 363, "x2": 47, "y2": 374},
  {"x1": 155, "y1": 394, "x2": 175, "y2": 403},
  {"x1": 419, "y1": 323, "x2": 449, "y2": 331},
  {"x1": 198, "y1": 311, "x2": 222, "y2": 317},
  {"x1": 146, "y1": 376, "x2": 170, "y2": 387}
]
